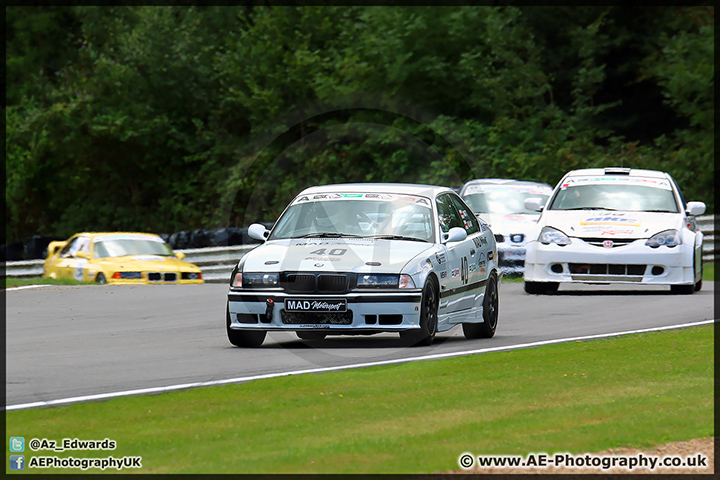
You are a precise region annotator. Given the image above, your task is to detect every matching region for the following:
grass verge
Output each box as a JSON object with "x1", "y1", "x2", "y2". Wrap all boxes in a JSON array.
[
  {"x1": 703, "y1": 261, "x2": 714, "y2": 281},
  {"x1": 4, "y1": 277, "x2": 94, "y2": 288},
  {"x1": 5, "y1": 324, "x2": 713, "y2": 474}
]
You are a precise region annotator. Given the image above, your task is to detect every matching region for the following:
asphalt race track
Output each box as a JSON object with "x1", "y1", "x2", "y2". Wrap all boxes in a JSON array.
[{"x1": 6, "y1": 281, "x2": 715, "y2": 409}]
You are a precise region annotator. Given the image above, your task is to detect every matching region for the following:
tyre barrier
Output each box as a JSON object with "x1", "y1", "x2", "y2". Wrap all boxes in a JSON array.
[{"x1": 1, "y1": 224, "x2": 275, "y2": 262}]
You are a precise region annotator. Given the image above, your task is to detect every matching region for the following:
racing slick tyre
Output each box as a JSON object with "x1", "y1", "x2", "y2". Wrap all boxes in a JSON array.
[
  {"x1": 226, "y1": 305, "x2": 266, "y2": 347},
  {"x1": 524, "y1": 281, "x2": 558, "y2": 294},
  {"x1": 95, "y1": 273, "x2": 107, "y2": 284},
  {"x1": 463, "y1": 272, "x2": 498, "y2": 339},
  {"x1": 400, "y1": 278, "x2": 438, "y2": 346},
  {"x1": 296, "y1": 332, "x2": 327, "y2": 341},
  {"x1": 671, "y1": 254, "x2": 700, "y2": 295},
  {"x1": 694, "y1": 259, "x2": 703, "y2": 292}
]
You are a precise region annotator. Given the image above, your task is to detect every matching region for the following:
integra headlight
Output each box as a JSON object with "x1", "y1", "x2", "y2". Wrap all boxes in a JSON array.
[
  {"x1": 233, "y1": 273, "x2": 280, "y2": 288},
  {"x1": 538, "y1": 226, "x2": 571, "y2": 246},
  {"x1": 645, "y1": 229, "x2": 680, "y2": 248}
]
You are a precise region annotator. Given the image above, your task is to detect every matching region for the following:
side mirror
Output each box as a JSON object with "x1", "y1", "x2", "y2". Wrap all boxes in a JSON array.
[
  {"x1": 75, "y1": 251, "x2": 90, "y2": 260},
  {"x1": 443, "y1": 227, "x2": 468, "y2": 244},
  {"x1": 175, "y1": 251, "x2": 186, "y2": 260},
  {"x1": 248, "y1": 223, "x2": 269, "y2": 241},
  {"x1": 686, "y1": 202, "x2": 706, "y2": 216},
  {"x1": 525, "y1": 197, "x2": 544, "y2": 212}
]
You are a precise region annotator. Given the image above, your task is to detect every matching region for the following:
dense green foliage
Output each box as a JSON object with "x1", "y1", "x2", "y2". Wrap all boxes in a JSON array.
[{"x1": 5, "y1": 6, "x2": 714, "y2": 242}]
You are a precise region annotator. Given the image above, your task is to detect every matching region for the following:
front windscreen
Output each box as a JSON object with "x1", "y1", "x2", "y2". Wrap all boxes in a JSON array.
[
  {"x1": 93, "y1": 236, "x2": 174, "y2": 258},
  {"x1": 270, "y1": 194, "x2": 435, "y2": 242},
  {"x1": 548, "y1": 183, "x2": 679, "y2": 212},
  {"x1": 463, "y1": 188, "x2": 550, "y2": 215}
]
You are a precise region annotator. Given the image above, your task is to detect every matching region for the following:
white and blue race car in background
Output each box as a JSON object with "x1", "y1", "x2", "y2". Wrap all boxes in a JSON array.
[
  {"x1": 523, "y1": 167, "x2": 706, "y2": 294},
  {"x1": 459, "y1": 179, "x2": 553, "y2": 275},
  {"x1": 227, "y1": 184, "x2": 500, "y2": 347}
]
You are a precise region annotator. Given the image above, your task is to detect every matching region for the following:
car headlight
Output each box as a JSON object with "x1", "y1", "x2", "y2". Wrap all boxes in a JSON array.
[
  {"x1": 233, "y1": 272, "x2": 280, "y2": 288},
  {"x1": 645, "y1": 229, "x2": 680, "y2": 248},
  {"x1": 538, "y1": 226, "x2": 571, "y2": 245},
  {"x1": 357, "y1": 273, "x2": 416, "y2": 289}
]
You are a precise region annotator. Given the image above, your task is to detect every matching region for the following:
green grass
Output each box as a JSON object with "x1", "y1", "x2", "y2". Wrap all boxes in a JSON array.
[
  {"x1": 6, "y1": 324, "x2": 713, "y2": 474},
  {"x1": 703, "y1": 261, "x2": 714, "y2": 280},
  {"x1": 4, "y1": 277, "x2": 94, "y2": 288},
  {"x1": 502, "y1": 273, "x2": 523, "y2": 282}
]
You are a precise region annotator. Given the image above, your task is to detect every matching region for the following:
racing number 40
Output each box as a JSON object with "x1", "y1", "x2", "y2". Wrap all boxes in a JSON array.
[{"x1": 309, "y1": 248, "x2": 347, "y2": 256}]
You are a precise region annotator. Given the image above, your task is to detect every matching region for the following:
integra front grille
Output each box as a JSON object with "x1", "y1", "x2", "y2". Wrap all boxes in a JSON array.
[
  {"x1": 568, "y1": 264, "x2": 646, "y2": 276},
  {"x1": 580, "y1": 238, "x2": 636, "y2": 248}
]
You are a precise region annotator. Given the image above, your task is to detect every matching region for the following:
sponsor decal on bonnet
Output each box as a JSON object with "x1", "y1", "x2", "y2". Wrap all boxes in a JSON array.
[{"x1": 581, "y1": 216, "x2": 641, "y2": 227}]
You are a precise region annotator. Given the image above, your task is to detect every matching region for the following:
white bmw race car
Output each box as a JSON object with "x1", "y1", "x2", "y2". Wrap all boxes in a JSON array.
[
  {"x1": 523, "y1": 167, "x2": 706, "y2": 294},
  {"x1": 226, "y1": 184, "x2": 501, "y2": 347},
  {"x1": 459, "y1": 179, "x2": 553, "y2": 275}
]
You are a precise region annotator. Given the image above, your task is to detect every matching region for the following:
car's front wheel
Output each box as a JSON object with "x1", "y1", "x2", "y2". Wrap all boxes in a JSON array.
[
  {"x1": 670, "y1": 284, "x2": 695, "y2": 295},
  {"x1": 226, "y1": 305, "x2": 266, "y2": 347},
  {"x1": 95, "y1": 273, "x2": 107, "y2": 284},
  {"x1": 694, "y1": 256, "x2": 703, "y2": 292},
  {"x1": 672, "y1": 255, "x2": 702, "y2": 295},
  {"x1": 463, "y1": 272, "x2": 498, "y2": 339},
  {"x1": 400, "y1": 278, "x2": 438, "y2": 346}
]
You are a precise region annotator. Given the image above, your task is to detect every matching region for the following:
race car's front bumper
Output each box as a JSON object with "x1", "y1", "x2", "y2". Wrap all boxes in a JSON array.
[
  {"x1": 227, "y1": 289, "x2": 423, "y2": 332},
  {"x1": 523, "y1": 238, "x2": 697, "y2": 285}
]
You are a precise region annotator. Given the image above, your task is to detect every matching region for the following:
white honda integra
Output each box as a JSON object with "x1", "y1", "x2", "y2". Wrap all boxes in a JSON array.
[
  {"x1": 226, "y1": 184, "x2": 500, "y2": 347},
  {"x1": 523, "y1": 167, "x2": 706, "y2": 294}
]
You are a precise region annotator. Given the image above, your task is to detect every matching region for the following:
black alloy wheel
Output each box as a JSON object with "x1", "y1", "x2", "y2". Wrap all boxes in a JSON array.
[
  {"x1": 463, "y1": 272, "x2": 498, "y2": 339},
  {"x1": 401, "y1": 279, "x2": 438, "y2": 346}
]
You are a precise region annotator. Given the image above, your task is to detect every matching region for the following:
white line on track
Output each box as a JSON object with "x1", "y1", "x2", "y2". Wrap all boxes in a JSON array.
[
  {"x1": 5, "y1": 285, "x2": 56, "y2": 291},
  {"x1": 6, "y1": 319, "x2": 715, "y2": 411}
]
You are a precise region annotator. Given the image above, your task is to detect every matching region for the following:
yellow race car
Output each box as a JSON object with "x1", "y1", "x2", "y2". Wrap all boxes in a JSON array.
[{"x1": 43, "y1": 232, "x2": 203, "y2": 284}]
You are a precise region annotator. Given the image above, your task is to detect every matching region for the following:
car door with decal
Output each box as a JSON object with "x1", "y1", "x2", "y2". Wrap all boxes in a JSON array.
[
  {"x1": 53, "y1": 236, "x2": 79, "y2": 279},
  {"x1": 57, "y1": 235, "x2": 91, "y2": 280},
  {"x1": 449, "y1": 194, "x2": 493, "y2": 313},
  {"x1": 435, "y1": 193, "x2": 475, "y2": 314}
]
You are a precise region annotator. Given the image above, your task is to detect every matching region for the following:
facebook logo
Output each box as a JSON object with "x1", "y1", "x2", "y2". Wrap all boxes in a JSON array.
[
  {"x1": 10, "y1": 455, "x2": 25, "y2": 470},
  {"x1": 10, "y1": 437, "x2": 25, "y2": 452}
]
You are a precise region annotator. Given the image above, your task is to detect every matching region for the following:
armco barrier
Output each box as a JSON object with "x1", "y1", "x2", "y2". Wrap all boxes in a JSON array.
[
  {"x1": 3, "y1": 215, "x2": 717, "y2": 283},
  {"x1": 3, "y1": 245, "x2": 257, "y2": 284}
]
